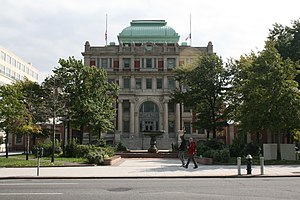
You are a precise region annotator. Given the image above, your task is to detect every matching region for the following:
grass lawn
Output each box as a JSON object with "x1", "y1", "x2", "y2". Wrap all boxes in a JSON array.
[{"x1": 0, "y1": 154, "x2": 88, "y2": 167}]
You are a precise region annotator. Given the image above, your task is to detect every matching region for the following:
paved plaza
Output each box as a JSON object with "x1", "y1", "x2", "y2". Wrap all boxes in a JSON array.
[{"x1": 0, "y1": 158, "x2": 299, "y2": 179}]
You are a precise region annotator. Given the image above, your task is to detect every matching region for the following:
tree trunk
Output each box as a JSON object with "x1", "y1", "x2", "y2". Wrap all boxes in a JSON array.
[
  {"x1": 26, "y1": 134, "x2": 29, "y2": 160},
  {"x1": 276, "y1": 132, "x2": 281, "y2": 160},
  {"x1": 5, "y1": 133, "x2": 8, "y2": 158}
]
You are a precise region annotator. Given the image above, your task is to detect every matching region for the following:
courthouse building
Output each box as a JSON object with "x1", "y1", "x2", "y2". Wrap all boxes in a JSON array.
[{"x1": 82, "y1": 20, "x2": 215, "y2": 149}]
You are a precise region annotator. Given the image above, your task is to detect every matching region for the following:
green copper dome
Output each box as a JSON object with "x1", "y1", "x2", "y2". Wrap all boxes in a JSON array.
[{"x1": 118, "y1": 20, "x2": 180, "y2": 44}]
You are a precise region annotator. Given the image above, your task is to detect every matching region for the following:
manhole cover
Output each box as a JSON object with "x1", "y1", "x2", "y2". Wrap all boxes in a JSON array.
[{"x1": 107, "y1": 188, "x2": 132, "y2": 192}]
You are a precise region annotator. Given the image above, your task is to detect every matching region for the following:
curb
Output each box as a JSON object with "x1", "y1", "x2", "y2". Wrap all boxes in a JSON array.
[{"x1": 1, "y1": 174, "x2": 300, "y2": 180}]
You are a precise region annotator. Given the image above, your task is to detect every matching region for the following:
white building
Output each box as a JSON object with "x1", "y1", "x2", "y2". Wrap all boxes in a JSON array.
[
  {"x1": 0, "y1": 46, "x2": 39, "y2": 85},
  {"x1": 0, "y1": 46, "x2": 39, "y2": 152}
]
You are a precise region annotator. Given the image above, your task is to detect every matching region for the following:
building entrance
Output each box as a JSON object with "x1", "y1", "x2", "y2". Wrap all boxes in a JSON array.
[{"x1": 139, "y1": 101, "x2": 159, "y2": 133}]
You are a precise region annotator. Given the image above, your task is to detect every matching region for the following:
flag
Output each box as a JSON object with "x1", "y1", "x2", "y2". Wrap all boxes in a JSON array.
[
  {"x1": 185, "y1": 33, "x2": 191, "y2": 41},
  {"x1": 105, "y1": 30, "x2": 107, "y2": 42}
]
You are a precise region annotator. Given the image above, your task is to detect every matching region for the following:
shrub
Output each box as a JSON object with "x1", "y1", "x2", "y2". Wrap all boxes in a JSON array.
[
  {"x1": 229, "y1": 136, "x2": 246, "y2": 157},
  {"x1": 244, "y1": 142, "x2": 260, "y2": 156},
  {"x1": 33, "y1": 139, "x2": 62, "y2": 157},
  {"x1": 86, "y1": 150, "x2": 104, "y2": 165},
  {"x1": 64, "y1": 138, "x2": 79, "y2": 158},
  {"x1": 203, "y1": 148, "x2": 230, "y2": 163},
  {"x1": 116, "y1": 142, "x2": 128, "y2": 152}
]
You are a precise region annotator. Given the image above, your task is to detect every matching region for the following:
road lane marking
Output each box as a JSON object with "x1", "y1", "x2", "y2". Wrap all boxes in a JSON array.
[
  {"x1": 0, "y1": 193, "x2": 63, "y2": 195},
  {"x1": 0, "y1": 183, "x2": 78, "y2": 186}
]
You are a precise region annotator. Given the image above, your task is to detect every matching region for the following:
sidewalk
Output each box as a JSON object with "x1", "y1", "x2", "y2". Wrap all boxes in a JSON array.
[{"x1": 0, "y1": 158, "x2": 300, "y2": 179}]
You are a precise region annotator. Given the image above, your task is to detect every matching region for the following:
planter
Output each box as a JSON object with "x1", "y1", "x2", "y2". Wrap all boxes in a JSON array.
[
  {"x1": 196, "y1": 157, "x2": 213, "y2": 165},
  {"x1": 103, "y1": 155, "x2": 122, "y2": 165}
]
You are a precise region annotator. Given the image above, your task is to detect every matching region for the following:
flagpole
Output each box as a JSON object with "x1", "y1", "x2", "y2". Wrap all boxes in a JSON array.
[
  {"x1": 105, "y1": 14, "x2": 108, "y2": 46},
  {"x1": 189, "y1": 13, "x2": 192, "y2": 46}
]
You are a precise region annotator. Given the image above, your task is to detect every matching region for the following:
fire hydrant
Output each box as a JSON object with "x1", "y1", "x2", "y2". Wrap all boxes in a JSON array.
[{"x1": 246, "y1": 154, "x2": 252, "y2": 174}]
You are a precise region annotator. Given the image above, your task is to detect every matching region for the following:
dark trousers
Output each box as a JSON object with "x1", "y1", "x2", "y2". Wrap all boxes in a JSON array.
[
  {"x1": 186, "y1": 154, "x2": 198, "y2": 168},
  {"x1": 178, "y1": 151, "x2": 185, "y2": 166}
]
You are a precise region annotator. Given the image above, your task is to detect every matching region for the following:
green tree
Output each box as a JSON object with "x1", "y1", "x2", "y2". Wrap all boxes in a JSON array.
[
  {"x1": 0, "y1": 83, "x2": 27, "y2": 158},
  {"x1": 229, "y1": 41, "x2": 300, "y2": 159},
  {"x1": 43, "y1": 57, "x2": 119, "y2": 162},
  {"x1": 268, "y1": 19, "x2": 300, "y2": 84},
  {"x1": 173, "y1": 54, "x2": 229, "y2": 138},
  {"x1": 16, "y1": 79, "x2": 45, "y2": 160}
]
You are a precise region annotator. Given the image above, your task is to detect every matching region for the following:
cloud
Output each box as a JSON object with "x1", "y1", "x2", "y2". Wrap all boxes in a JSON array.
[{"x1": 1, "y1": 0, "x2": 299, "y2": 83}]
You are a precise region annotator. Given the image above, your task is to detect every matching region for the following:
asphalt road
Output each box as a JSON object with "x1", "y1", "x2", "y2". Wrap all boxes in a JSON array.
[{"x1": 0, "y1": 178, "x2": 300, "y2": 200}]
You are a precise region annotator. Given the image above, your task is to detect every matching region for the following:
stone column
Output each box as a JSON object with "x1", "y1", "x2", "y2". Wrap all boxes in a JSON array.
[
  {"x1": 163, "y1": 99, "x2": 169, "y2": 138},
  {"x1": 130, "y1": 99, "x2": 135, "y2": 136},
  {"x1": 175, "y1": 103, "x2": 180, "y2": 132},
  {"x1": 130, "y1": 75, "x2": 135, "y2": 90},
  {"x1": 118, "y1": 100, "x2": 123, "y2": 133}
]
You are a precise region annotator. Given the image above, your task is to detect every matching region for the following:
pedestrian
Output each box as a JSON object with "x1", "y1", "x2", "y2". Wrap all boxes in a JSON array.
[
  {"x1": 185, "y1": 137, "x2": 198, "y2": 169},
  {"x1": 178, "y1": 135, "x2": 186, "y2": 167}
]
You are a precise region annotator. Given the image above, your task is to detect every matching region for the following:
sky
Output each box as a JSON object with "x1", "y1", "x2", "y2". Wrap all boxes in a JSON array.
[{"x1": 1, "y1": 0, "x2": 299, "y2": 82}]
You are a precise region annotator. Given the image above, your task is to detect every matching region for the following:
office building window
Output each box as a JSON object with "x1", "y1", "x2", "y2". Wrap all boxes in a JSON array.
[
  {"x1": 146, "y1": 78, "x2": 152, "y2": 89},
  {"x1": 146, "y1": 58, "x2": 152, "y2": 68},
  {"x1": 167, "y1": 58, "x2": 176, "y2": 69},
  {"x1": 168, "y1": 78, "x2": 175, "y2": 90},
  {"x1": 123, "y1": 77, "x2": 130, "y2": 89},
  {"x1": 156, "y1": 78, "x2": 162, "y2": 89},
  {"x1": 123, "y1": 120, "x2": 130, "y2": 133},
  {"x1": 101, "y1": 58, "x2": 108, "y2": 68},
  {"x1": 123, "y1": 58, "x2": 131, "y2": 68},
  {"x1": 1, "y1": 51, "x2": 6, "y2": 61},
  {"x1": 15, "y1": 135, "x2": 23, "y2": 145},
  {"x1": 123, "y1": 100, "x2": 130, "y2": 113},
  {"x1": 168, "y1": 102, "x2": 175, "y2": 113},
  {"x1": 136, "y1": 78, "x2": 142, "y2": 89},
  {"x1": 6, "y1": 55, "x2": 11, "y2": 64},
  {"x1": 184, "y1": 122, "x2": 191, "y2": 134}
]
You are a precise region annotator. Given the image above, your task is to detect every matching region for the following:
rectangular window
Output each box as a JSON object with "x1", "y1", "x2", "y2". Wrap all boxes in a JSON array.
[
  {"x1": 90, "y1": 60, "x2": 96, "y2": 67},
  {"x1": 101, "y1": 58, "x2": 108, "y2": 68},
  {"x1": 168, "y1": 78, "x2": 175, "y2": 90},
  {"x1": 12, "y1": 58, "x2": 16, "y2": 67},
  {"x1": 156, "y1": 78, "x2": 162, "y2": 89},
  {"x1": 123, "y1": 58, "x2": 131, "y2": 68},
  {"x1": 134, "y1": 59, "x2": 140, "y2": 70},
  {"x1": 146, "y1": 58, "x2": 152, "y2": 68},
  {"x1": 158, "y1": 58, "x2": 164, "y2": 70},
  {"x1": 5, "y1": 68, "x2": 10, "y2": 77},
  {"x1": 123, "y1": 77, "x2": 130, "y2": 89},
  {"x1": 184, "y1": 122, "x2": 191, "y2": 134},
  {"x1": 146, "y1": 78, "x2": 152, "y2": 89},
  {"x1": 167, "y1": 58, "x2": 176, "y2": 69},
  {"x1": 168, "y1": 102, "x2": 175, "y2": 113},
  {"x1": 0, "y1": 64, "x2": 5, "y2": 74},
  {"x1": 1, "y1": 51, "x2": 6, "y2": 61},
  {"x1": 21, "y1": 64, "x2": 25, "y2": 72},
  {"x1": 123, "y1": 120, "x2": 130, "y2": 133},
  {"x1": 6, "y1": 55, "x2": 11, "y2": 64},
  {"x1": 136, "y1": 78, "x2": 142, "y2": 89},
  {"x1": 123, "y1": 100, "x2": 130, "y2": 113},
  {"x1": 15, "y1": 135, "x2": 23, "y2": 145},
  {"x1": 17, "y1": 62, "x2": 21, "y2": 70}
]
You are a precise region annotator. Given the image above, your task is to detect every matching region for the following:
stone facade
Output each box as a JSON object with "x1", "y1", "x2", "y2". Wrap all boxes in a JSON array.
[{"x1": 82, "y1": 20, "x2": 214, "y2": 150}]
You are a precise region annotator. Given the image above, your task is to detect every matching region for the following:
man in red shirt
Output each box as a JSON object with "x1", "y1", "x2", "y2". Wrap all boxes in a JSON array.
[{"x1": 184, "y1": 137, "x2": 198, "y2": 169}]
